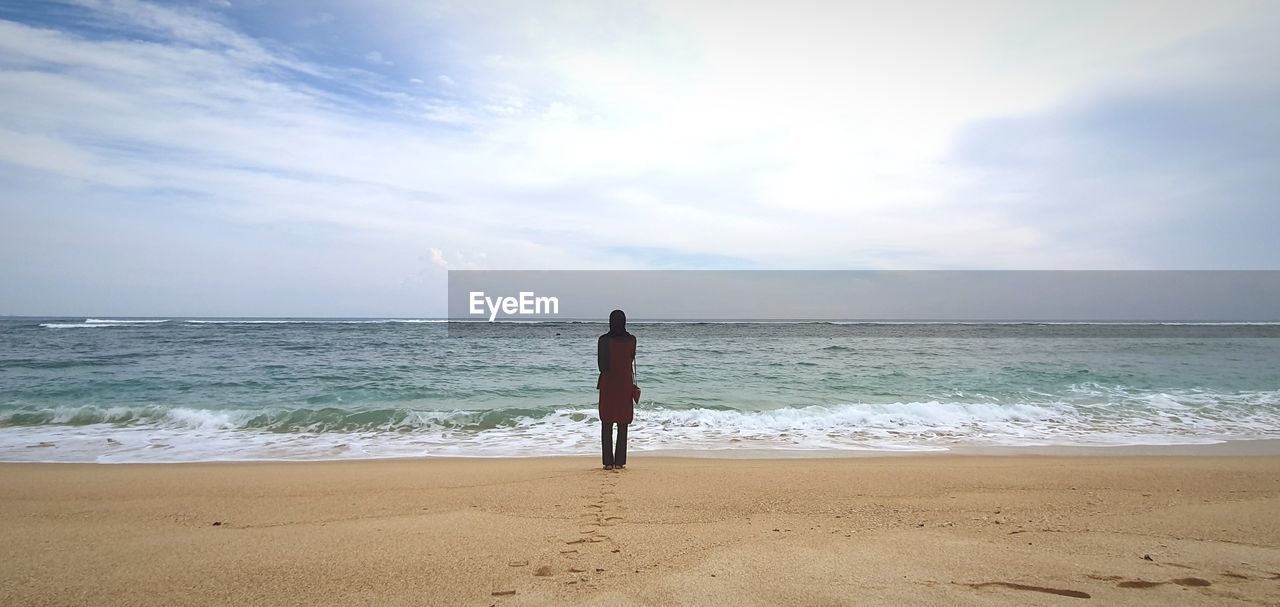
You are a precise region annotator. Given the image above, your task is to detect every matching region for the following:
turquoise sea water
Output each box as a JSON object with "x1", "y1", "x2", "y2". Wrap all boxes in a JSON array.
[{"x1": 1, "y1": 318, "x2": 1279, "y2": 461}]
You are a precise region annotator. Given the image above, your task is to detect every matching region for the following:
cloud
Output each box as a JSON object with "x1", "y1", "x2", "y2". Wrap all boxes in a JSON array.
[
  {"x1": 950, "y1": 80, "x2": 1280, "y2": 268},
  {"x1": 299, "y1": 12, "x2": 334, "y2": 27},
  {"x1": 0, "y1": 0, "x2": 1277, "y2": 315},
  {"x1": 428, "y1": 248, "x2": 448, "y2": 269}
]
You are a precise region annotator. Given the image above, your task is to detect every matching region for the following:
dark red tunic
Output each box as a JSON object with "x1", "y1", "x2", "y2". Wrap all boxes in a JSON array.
[{"x1": 597, "y1": 335, "x2": 636, "y2": 424}]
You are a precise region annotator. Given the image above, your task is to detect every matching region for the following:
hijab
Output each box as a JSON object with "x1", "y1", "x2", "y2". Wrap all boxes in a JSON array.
[{"x1": 607, "y1": 309, "x2": 631, "y2": 338}]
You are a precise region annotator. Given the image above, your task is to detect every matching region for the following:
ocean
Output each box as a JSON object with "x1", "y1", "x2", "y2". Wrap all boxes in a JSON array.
[{"x1": 1, "y1": 317, "x2": 1279, "y2": 462}]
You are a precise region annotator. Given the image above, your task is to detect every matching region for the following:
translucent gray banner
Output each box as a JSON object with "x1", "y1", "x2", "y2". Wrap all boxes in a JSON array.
[{"x1": 446, "y1": 270, "x2": 1280, "y2": 336}]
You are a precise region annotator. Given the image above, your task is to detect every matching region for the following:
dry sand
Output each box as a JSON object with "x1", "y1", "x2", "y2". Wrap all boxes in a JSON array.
[{"x1": 2, "y1": 455, "x2": 1279, "y2": 606}]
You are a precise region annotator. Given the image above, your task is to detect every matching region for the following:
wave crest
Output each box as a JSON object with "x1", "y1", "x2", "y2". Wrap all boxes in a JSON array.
[{"x1": 2, "y1": 389, "x2": 1278, "y2": 462}]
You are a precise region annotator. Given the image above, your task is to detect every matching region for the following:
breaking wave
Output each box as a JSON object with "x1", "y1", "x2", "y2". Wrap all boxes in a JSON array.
[{"x1": 3, "y1": 388, "x2": 1278, "y2": 462}]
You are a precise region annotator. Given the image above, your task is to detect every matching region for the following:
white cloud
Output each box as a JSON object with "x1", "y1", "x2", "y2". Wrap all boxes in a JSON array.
[
  {"x1": 1, "y1": 0, "x2": 1277, "y2": 314},
  {"x1": 428, "y1": 248, "x2": 448, "y2": 269},
  {"x1": 300, "y1": 12, "x2": 334, "y2": 27}
]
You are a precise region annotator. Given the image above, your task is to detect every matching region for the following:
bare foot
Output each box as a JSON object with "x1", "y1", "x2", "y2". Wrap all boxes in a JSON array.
[{"x1": 603, "y1": 465, "x2": 613, "y2": 470}]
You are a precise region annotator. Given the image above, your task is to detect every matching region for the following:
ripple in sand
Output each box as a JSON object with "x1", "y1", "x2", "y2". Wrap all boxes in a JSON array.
[{"x1": 1117, "y1": 577, "x2": 1211, "y2": 589}]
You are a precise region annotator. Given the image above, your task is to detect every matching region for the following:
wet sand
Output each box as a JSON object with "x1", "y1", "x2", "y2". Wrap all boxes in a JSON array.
[{"x1": 2, "y1": 455, "x2": 1279, "y2": 605}]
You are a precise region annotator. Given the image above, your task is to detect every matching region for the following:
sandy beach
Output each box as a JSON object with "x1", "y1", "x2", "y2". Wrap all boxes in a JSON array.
[{"x1": 2, "y1": 454, "x2": 1279, "y2": 606}]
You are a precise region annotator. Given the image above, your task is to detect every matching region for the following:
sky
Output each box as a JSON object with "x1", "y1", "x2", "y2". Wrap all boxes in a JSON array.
[{"x1": 1, "y1": 0, "x2": 1278, "y2": 317}]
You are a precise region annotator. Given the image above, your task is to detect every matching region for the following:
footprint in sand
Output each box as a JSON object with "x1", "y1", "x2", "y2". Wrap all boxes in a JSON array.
[{"x1": 553, "y1": 470, "x2": 626, "y2": 562}]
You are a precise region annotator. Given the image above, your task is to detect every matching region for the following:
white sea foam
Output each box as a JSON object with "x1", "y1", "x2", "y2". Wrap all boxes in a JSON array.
[
  {"x1": 41, "y1": 323, "x2": 152, "y2": 329},
  {"x1": 2, "y1": 389, "x2": 1278, "y2": 462},
  {"x1": 37, "y1": 318, "x2": 1277, "y2": 328},
  {"x1": 84, "y1": 318, "x2": 170, "y2": 324},
  {"x1": 36, "y1": 318, "x2": 441, "y2": 327},
  {"x1": 184, "y1": 319, "x2": 445, "y2": 324},
  {"x1": 640, "y1": 320, "x2": 1280, "y2": 325},
  {"x1": 41, "y1": 319, "x2": 171, "y2": 328}
]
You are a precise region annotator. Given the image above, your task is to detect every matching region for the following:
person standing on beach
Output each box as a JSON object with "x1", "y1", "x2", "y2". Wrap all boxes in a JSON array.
[{"x1": 597, "y1": 309, "x2": 637, "y2": 470}]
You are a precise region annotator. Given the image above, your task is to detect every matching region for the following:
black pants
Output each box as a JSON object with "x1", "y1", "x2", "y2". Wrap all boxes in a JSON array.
[{"x1": 602, "y1": 422, "x2": 627, "y2": 466}]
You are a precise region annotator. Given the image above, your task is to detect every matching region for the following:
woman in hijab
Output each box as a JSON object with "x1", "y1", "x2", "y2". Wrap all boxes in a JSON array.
[{"x1": 597, "y1": 309, "x2": 637, "y2": 470}]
